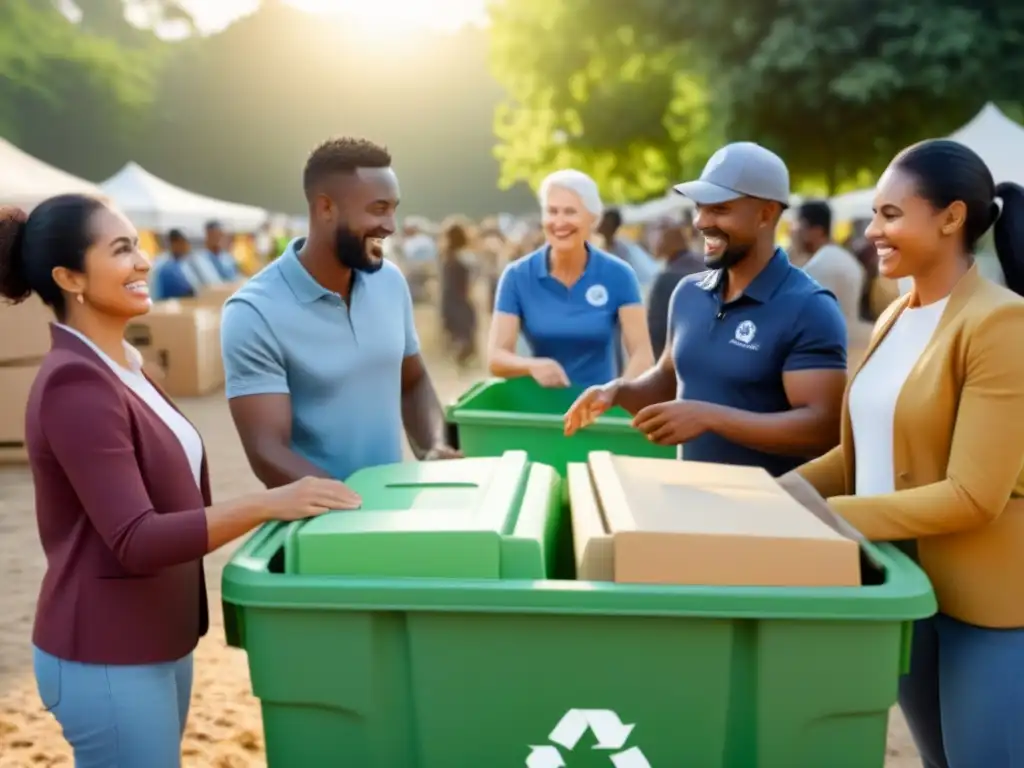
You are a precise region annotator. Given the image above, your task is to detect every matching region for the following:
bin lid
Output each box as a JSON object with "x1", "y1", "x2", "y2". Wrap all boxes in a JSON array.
[{"x1": 286, "y1": 451, "x2": 556, "y2": 579}]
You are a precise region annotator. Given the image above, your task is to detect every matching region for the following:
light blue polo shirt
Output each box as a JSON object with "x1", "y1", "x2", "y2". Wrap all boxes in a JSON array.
[
  {"x1": 668, "y1": 248, "x2": 847, "y2": 476},
  {"x1": 494, "y1": 245, "x2": 642, "y2": 388},
  {"x1": 221, "y1": 238, "x2": 419, "y2": 481}
]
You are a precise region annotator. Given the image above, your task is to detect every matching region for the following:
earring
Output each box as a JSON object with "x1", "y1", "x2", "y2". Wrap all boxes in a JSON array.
[{"x1": 76, "y1": 294, "x2": 85, "y2": 304}]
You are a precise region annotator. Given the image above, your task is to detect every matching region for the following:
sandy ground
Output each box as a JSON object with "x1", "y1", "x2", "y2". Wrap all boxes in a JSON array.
[{"x1": 0, "y1": 306, "x2": 920, "y2": 767}]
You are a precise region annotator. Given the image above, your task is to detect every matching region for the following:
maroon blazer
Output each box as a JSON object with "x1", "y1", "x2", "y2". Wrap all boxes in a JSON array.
[{"x1": 27, "y1": 325, "x2": 210, "y2": 665}]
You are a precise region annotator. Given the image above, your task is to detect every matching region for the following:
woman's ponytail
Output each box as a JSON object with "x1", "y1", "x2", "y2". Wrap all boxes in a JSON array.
[
  {"x1": 993, "y1": 181, "x2": 1024, "y2": 297},
  {"x1": 0, "y1": 206, "x2": 31, "y2": 303}
]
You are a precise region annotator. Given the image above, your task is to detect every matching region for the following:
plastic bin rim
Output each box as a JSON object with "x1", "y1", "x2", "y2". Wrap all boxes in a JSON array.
[
  {"x1": 447, "y1": 407, "x2": 634, "y2": 430},
  {"x1": 222, "y1": 522, "x2": 937, "y2": 622}
]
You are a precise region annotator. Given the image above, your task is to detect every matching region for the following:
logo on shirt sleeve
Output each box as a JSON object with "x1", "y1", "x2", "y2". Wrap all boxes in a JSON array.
[
  {"x1": 730, "y1": 320, "x2": 760, "y2": 350},
  {"x1": 585, "y1": 284, "x2": 609, "y2": 307}
]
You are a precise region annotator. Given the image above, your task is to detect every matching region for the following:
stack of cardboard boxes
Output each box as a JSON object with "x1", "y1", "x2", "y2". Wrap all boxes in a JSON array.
[
  {"x1": 125, "y1": 280, "x2": 244, "y2": 398},
  {"x1": 0, "y1": 296, "x2": 52, "y2": 463},
  {"x1": 0, "y1": 280, "x2": 244, "y2": 463}
]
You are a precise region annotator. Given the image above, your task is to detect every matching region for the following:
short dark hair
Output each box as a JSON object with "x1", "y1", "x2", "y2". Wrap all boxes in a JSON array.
[
  {"x1": 0, "y1": 194, "x2": 107, "y2": 319},
  {"x1": 204, "y1": 220, "x2": 222, "y2": 232},
  {"x1": 796, "y1": 200, "x2": 832, "y2": 235},
  {"x1": 168, "y1": 228, "x2": 187, "y2": 242},
  {"x1": 302, "y1": 137, "x2": 391, "y2": 199},
  {"x1": 893, "y1": 139, "x2": 1024, "y2": 295},
  {"x1": 601, "y1": 207, "x2": 623, "y2": 231}
]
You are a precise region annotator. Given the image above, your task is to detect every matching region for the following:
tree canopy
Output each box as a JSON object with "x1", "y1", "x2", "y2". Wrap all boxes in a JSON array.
[{"x1": 489, "y1": 0, "x2": 1024, "y2": 197}]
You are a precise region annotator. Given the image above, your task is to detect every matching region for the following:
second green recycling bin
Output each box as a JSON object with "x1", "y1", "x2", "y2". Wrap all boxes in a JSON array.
[
  {"x1": 446, "y1": 377, "x2": 674, "y2": 474},
  {"x1": 223, "y1": 450, "x2": 936, "y2": 768}
]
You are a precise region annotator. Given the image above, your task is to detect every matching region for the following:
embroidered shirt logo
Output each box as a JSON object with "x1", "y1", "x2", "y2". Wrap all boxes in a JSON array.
[
  {"x1": 730, "y1": 320, "x2": 759, "y2": 350},
  {"x1": 585, "y1": 284, "x2": 609, "y2": 307}
]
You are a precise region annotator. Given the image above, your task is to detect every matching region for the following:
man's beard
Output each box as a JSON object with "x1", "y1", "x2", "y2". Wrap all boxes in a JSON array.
[
  {"x1": 333, "y1": 224, "x2": 385, "y2": 273},
  {"x1": 702, "y1": 230, "x2": 752, "y2": 270}
]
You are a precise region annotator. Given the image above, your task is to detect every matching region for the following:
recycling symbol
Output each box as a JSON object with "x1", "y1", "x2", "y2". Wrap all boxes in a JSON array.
[{"x1": 526, "y1": 709, "x2": 651, "y2": 767}]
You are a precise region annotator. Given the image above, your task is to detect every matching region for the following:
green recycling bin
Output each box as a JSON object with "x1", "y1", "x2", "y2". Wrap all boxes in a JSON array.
[
  {"x1": 223, "y1": 454, "x2": 935, "y2": 768},
  {"x1": 445, "y1": 377, "x2": 674, "y2": 474}
]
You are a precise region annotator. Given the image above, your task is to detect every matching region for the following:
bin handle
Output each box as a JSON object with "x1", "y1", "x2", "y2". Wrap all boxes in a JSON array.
[
  {"x1": 230, "y1": 521, "x2": 289, "y2": 571},
  {"x1": 448, "y1": 378, "x2": 497, "y2": 409}
]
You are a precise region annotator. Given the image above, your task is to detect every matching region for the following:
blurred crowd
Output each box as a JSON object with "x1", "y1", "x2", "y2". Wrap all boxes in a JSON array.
[{"x1": 383, "y1": 202, "x2": 908, "y2": 370}]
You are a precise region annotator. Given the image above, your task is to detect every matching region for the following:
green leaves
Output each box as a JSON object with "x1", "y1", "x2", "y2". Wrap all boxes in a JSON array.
[{"x1": 489, "y1": 0, "x2": 1024, "y2": 197}]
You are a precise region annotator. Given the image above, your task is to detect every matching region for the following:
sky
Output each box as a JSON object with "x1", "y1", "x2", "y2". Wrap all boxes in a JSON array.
[{"x1": 173, "y1": 0, "x2": 490, "y2": 36}]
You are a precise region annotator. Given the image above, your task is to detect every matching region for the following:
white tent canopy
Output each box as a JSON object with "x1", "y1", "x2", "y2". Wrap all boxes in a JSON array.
[
  {"x1": 99, "y1": 162, "x2": 268, "y2": 236},
  {"x1": 0, "y1": 137, "x2": 102, "y2": 209},
  {"x1": 830, "y1": 103, "x2": 1024, "y2": 221}
]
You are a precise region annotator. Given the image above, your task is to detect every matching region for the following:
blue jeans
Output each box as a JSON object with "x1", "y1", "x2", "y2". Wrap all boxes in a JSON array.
[
  {"x1": 899, "y1": 614, "x2": 1024, "y2": 767},
  {"x1": 33, "y1": 645, "x2": 194, "y2": 768}
]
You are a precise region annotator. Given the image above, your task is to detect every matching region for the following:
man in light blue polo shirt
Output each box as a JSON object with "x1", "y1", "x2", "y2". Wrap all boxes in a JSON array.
[
  {"x1": 221, "y1": 137, "x2": 459, "y2": 490},
  {"x1": 565, "y1": 142, "x2": 847, "y2": 476}
]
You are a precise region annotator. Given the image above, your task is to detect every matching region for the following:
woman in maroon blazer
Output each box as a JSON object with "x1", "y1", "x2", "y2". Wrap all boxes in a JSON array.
[{"x1": 0, "y1": 196, "x2": 361, "y2": 768}]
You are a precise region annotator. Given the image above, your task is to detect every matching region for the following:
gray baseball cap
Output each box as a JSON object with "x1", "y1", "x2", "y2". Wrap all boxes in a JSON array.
[{"x1": 673, "y1": 142, "x2": 790, "y2": 206}]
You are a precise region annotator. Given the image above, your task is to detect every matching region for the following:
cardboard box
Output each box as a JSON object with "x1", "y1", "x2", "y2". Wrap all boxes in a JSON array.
[
  {"x1": 0, "y1": 363, "x2": 39, "y2": 463},
  {"x1": 196, "y1": 280, "x2": 246, "y2": 308},
  {"x1": 569, "y1": 452, "x2": 861, "y2": 587},
  {"x1": 0, "y1": 296, "x2": 52, "y2": 364},
  {"x1": 125, "y1": 301, "x2": 223, "y2": 398}
]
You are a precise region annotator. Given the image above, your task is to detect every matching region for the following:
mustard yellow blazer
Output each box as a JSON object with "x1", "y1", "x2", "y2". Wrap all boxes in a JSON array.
[{"x1": 798, "y1": 265, "x2": 1024, "y2": 628}]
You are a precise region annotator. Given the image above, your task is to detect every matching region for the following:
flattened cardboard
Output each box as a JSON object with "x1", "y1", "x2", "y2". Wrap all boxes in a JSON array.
[
  {"x1": 0, "y1": 296, "x2": 52, "y2": 364},
  {"x1": 125, "y1": 301, "x2": 223, "y2": 398},
  {"x1": 570, "y1": 452, "x2": 861, "y2": 587}
]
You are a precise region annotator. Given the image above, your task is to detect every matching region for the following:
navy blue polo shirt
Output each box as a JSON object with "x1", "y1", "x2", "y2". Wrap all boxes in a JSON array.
[
  {"x1": 668, "y1": 249, "x2": 846, "y2": 476},
  {"x1": 495, "y1": 245, "x2": 642, "y2": 387}
]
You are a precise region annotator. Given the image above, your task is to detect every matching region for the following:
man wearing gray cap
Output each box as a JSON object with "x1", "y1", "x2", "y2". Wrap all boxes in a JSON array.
[{"x1": 565, "y1": 142, "x2": 847, "y2": 476}]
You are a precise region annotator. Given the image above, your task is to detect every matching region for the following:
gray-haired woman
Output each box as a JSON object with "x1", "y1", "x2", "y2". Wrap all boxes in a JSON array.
[{"x1": 486, "y1": 169, "x2": 654, "y2": 389}]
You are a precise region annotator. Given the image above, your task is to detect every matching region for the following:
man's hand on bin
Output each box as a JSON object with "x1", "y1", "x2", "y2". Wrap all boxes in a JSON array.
[
  {"x1": 632, "y1": 399, "x2": 711, "y2": 445},
  {"x1": 529, "y1": 358, "x2": 571, "y2": 388},
  {"x1": 423, "y1": 445, "x2": 463, "y2": 461},
  {"x1": 564, "y1": 381, "x2": 621, "y2": 436}
]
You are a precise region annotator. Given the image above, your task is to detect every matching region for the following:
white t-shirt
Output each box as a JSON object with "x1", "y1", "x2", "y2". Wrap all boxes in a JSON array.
[
  {"x1": 58, "y1": 324, "x2": 203, "y2": 489},
  {"x1": 847, "y1": 298, "x2": 948, "y2": 496}
]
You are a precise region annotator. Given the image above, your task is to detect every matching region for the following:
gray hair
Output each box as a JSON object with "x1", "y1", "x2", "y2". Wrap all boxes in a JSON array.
[{"x1": 538, "y1": 169, "x2": 603, "y2": 220}]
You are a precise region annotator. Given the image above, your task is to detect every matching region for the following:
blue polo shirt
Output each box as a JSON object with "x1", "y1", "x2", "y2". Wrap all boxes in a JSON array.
[
  {"x1": 494, "y1": 245, "x2": 642, "y2": 387},
  {"x1": 221, "y1": 238, "x2": 419, "y2": 480},
  {"x1": 669, "y1": 249, "x2": 846, "y2": 476}
]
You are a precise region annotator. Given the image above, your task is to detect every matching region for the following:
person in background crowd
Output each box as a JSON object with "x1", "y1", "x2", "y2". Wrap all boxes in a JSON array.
[
  {"x1": 792, "y1": 201, "x2": 865, "y2": 324},
  {"x1": 646, "y1": 218, "x2": 706, "y2": 358},
  {"x1": 477, "y1": 217, "x2": 506, "y2": 312},
  {"x1": 783, "y1": 139, "x2": 1024, "y2": 767},
  {"x1": 565, "y1": 142, "x2": 847, "y2": 477},
  {"x1": 487, "y1": 169, "x2": 654, "y2": 389},
  {"x1": 438, "y1": 217, "x2": 478, "y2": 368},
  {"x1": 222, "y1": 137, "x2": 459, "y2": 487},
  {"x1": 400, "y1": 216, "x2": 436, "y2": 303},
  {"x1": 201, "y1": 220, "x2": 238, "y2": 281},
  {"x1": 597, "y1": 207, "x2": 660, "y2": 292},
  {"x1": 150, "y1": 229, "x2": 199, "y2": 301},
  {"x1": 791, "y1": 200, "x2": 874, "y2": 362},
  {"x1": 185, "y1": 222, "x2": 224, "y2": 287},
  {"x1": 0, "y1": 196, "x2": 355, "y2": 768}
]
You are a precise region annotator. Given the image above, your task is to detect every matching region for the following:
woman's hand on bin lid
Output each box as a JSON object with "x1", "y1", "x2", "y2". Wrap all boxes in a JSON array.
[
  {"x1": 263, "y1": 476, "x2": 361, "y2": 520},
  {"x1": 565, "y1": 382, "x2": 620, "y2": 436}
]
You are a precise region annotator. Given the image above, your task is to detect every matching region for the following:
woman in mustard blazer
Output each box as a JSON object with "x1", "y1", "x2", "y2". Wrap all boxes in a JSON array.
[{"x1": 788, "y1": 140, "x2": 1024, "y2": 767}]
